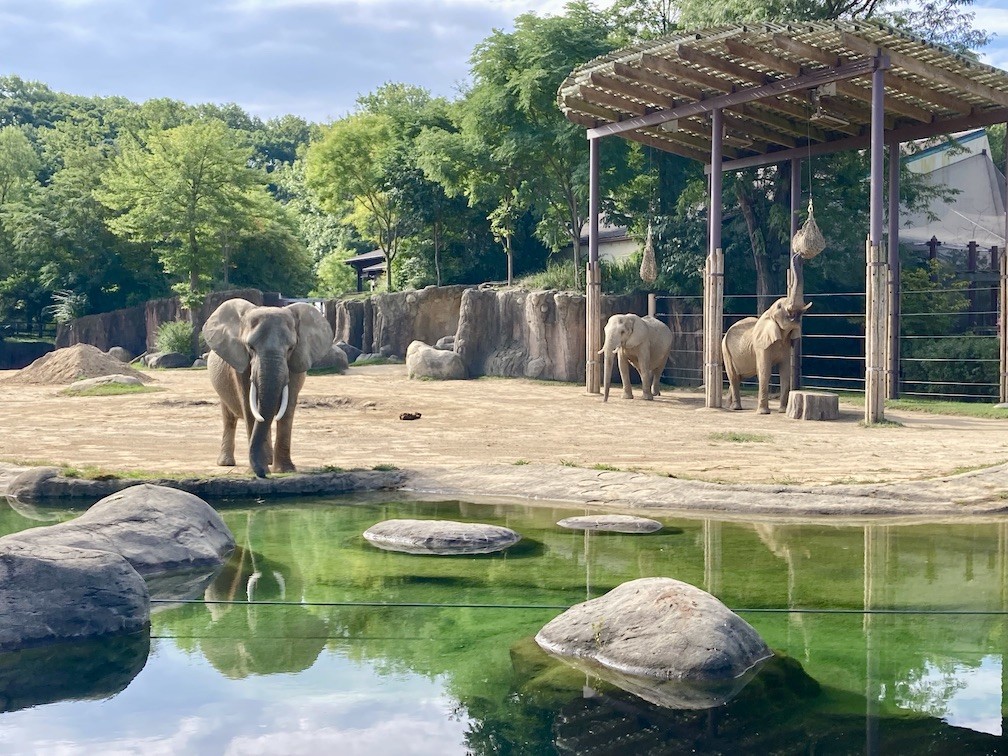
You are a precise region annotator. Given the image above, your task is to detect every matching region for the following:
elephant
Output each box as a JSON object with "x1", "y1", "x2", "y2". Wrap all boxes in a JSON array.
[
  {"x1": 599, "y1": 313, "x2": 673, "y2": 401},
  {"x1": 722, "y1": 253, "x2": 812, "y2": 414},
  {"x1": 202, "y1": 298, "x2": 334, "y2": 477}
]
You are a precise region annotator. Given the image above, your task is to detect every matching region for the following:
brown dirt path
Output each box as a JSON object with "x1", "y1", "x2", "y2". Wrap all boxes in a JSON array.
[{"x1": 1, "y1": 363, "x2": 1006, "y2": 487}]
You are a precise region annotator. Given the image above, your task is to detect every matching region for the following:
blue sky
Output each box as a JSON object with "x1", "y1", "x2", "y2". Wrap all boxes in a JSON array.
[{"x1": 0, "y1": 0, "x2": 1005, "y2": 124}]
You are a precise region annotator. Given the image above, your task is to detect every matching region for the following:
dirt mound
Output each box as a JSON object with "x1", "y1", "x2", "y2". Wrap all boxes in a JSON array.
[{"x1": 3, "y1": 344, "x2": 151, "y2": 385}]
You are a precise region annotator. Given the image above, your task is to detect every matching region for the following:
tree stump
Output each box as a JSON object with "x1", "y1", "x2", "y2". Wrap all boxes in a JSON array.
[{"x1": 786, "y1": 390, "x2": 839, "y2": 421}]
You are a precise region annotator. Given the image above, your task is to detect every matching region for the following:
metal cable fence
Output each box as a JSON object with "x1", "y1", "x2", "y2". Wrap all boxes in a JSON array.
[{"x1": 653, "y1": 284, "x2": 1001, "y2": 401}]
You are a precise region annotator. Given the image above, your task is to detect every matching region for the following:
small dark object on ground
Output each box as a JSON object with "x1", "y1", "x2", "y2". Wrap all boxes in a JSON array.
[{"x1": 399, "y1": 412, "x2": 422, "y2": 421}]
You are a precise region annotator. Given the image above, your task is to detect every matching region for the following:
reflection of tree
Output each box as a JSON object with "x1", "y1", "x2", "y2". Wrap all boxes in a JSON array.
[{"x1": 893, "y1": 659, "x2": 969, "y2": 719}]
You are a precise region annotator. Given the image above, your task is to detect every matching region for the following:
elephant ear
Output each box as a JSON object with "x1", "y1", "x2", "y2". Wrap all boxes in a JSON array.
[
  {"x1": 287, "y1": 303, "x2": 334, "y2": 373},
  {"x1": 752, "y1": 305, "x2": 784, "y2": 352},
  {"x1": 202, "y1": 298, "x2": 255, "y2": 373}
]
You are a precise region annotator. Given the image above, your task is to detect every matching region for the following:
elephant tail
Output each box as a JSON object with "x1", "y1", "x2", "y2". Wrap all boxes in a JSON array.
[{"x1": 720, "y1": 333, "x2": 736, "y2": 381}]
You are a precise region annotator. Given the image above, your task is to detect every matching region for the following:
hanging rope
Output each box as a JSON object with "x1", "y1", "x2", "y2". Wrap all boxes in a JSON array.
[{"x1": 792, "y1": 100, "x2": 826, "y2": 260}]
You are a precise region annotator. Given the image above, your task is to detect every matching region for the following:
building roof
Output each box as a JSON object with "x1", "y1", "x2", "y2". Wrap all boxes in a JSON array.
[
  {"x1": 558, "y1": 20, "x2": 1008, "y2": 170},
  {"x1": 344, "y1": 249, "x2": 386, "y2": 266}
]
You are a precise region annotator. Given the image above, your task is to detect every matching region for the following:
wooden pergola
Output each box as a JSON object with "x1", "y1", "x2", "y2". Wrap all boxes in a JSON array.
[{"x1": 559, "y1": 20, "x2": 1008, "y2": 421}]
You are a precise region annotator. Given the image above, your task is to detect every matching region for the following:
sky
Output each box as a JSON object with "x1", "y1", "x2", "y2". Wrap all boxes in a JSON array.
[{"x1": 0, "y1": 0, "x2": 1006, "y2": 124}]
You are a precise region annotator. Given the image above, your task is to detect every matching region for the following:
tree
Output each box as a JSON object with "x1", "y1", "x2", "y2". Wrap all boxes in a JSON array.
[
  {"x1": 97, "y1": 119, "x2": 264, "y2": 314},
  {"x1": 304, "y1": 112, "x2": 412, "y2": 292},
  {"x1": 0, "y1": 125, "x2": 40, "y2": 204}
]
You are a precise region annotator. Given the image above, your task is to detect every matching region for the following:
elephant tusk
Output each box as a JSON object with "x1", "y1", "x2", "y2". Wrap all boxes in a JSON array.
[
  {"x1": 275, "y1": 384, "x2": 290, "y2": 423},
  {"x1": 249, "y1": 383, "x2": 265, "y2": 423}
]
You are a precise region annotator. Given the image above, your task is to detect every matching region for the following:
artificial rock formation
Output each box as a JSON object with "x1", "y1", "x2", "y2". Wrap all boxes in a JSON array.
[
  {"x1": 363, "y1": 518, "x2": 521, "y2": 555},
  {"x1": 0, "y1": 541, "x2": 149, "y2": 652},
  {"x1": 536, "y1": 577, "x2": 772, "y2": 708},
  {"x1": 556, "y1": 514, "x2": 663, "y2": 533},
  {"x1": 3, "y1": 483, "x2": 235, "y2": 577},
  {"x1": 406, "y1": 340, "x2": 467, "y2": 380}
]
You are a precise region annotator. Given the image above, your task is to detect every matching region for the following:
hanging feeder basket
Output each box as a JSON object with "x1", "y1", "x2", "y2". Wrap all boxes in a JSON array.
[
  {"x1": 639, "y1": 222, "x2": 658, "y2": 283},
  {"x1": 792, "y1": 199, "x2": 826, "y2": 260}
]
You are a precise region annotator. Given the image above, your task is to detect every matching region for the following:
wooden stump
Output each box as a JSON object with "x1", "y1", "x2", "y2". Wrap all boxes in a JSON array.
[{"x1": 786, "y1": 390, "x2": 839, "y2": 421}]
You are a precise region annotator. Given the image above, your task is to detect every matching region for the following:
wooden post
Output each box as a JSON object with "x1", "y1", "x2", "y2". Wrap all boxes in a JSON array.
[
  {"x1": 865, "y1": 60, "x2": 887, "y2": 424},
  {"x1": 705, "y1": 109, "x2": 724, "y2": 409},
  {"x1": 790, "y1": 157, "x2": 803, "y2": 393},
  {"x1": 648, "y1": 293, "x2": 656, "y2": 318},
  {"x1": 586, "y1": 136, "x2": 601, "y2": 394},
  {"x1": 886, "y1": 141, "x2": 901, "y2": 400},
  {"x1": 968, "y1": 240, "x2": 979, "y2": 329},
  {"x1": 1001, "y1": 245, "x2": 1007, "y2": 403}
]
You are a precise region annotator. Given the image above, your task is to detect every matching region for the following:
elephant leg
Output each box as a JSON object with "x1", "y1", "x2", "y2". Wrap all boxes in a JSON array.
[
  {"x1": 778, "y1": 352, "x2": 792, "y2": 412},
  {"x1": 248, "y1": 421, "x2": 273, "y2": 478},
  {"x1": 271, "y1": 371, "x2": 305, "y2": 473},
  {"x1": 756, "y1": 355, "x2": 772, "y2": 414},
  {"x1": 217, "y1": 403, "x2": 238, "y2": 467},
  {"x1": 618, "y1": 350, "x2": 633, "y2": 399}
]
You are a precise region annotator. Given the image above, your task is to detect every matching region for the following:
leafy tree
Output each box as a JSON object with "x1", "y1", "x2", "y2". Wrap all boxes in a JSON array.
[
  {"x1": 97, "y1": 119, "x2": 264, "y2": 312},
  {"x1": 0, "y1": 125, "x2": 40, "y2": 203},
  {"x1": 305, "y1": 112, "x2": 414, "y2": 291},
  {"x1": 313, "y1": 248, "x2": 359, "y2": 297}
]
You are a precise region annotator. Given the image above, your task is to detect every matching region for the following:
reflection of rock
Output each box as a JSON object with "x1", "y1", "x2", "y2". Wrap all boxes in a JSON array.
[
  {"x1": 363, "y1": 518, "x2": 521, "y2": 555},
  {"x1": 0, "y1": 630, "x2": 149, "y2": 712},
  {"x1": 536, "y1": 578, "x2": 771, "y2": 710},
  {"x1": 4, "y1": 493, "x2": 64, "y2": 522},
  {"x1": 4, "y1": 484, "x2": 235, "y2": 576},
  {"x1": 556, "y1": 515, "x2": 662, "y2": 533},
  {"x1": 0, "y1": 542, "x2": 149, "y2": 652},
  {"x1": 146, "y1": 567, "x2": 224, "y2": 608}
]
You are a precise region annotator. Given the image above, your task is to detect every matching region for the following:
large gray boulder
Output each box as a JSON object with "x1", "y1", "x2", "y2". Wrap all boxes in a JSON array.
[
  {"x1": 0, "y1": 541, "x2": 149, "y2": 652},
  {"x1": 106, "y1": 346, "x2": 135, "y2": 363},
  {"x1": 335, "y1": 340, "x2": 362, "y2": 362},
  {"x1": 406, "y1": 340, "x2": 467, "y2": 380},
  {"x1": 311, "y1": 343, "x2": 349, "y2": 372},
  {"x1": 535, "y1": 577, "x2": 772, "y2": 709},
  {"x1": 63, "y1": 374, "x2": 145, "y2": 394},
  {"x1": 3, "y1": 484, "x2": 235, "y2": 577},
  {"x1": 144, "y1": 351, "x2": 191, "y2": 369},
  {"x1": 363, "y1": 518, "x2": 521, "y2": 555},
  {"x1": 557, "y1": 514, "x2": 663, "y2": 533}
]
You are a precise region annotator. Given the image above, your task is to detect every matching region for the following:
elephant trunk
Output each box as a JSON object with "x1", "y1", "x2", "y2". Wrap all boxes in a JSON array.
[
  {"x1": 250, "y1": 352, "x2": 290, "y2": 427},
  {"x1": 599, "y1": 337, "x2": 616, "y2": 402},
  {"x1": 786, "y1": 252, "x2": 804, "y2": 310}
]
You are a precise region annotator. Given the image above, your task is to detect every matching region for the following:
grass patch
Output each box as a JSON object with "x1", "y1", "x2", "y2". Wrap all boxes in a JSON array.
[
  {"x1": 708, "y1": 431, "x2": 771, "y2": 443},
  {"x1": 857, "y1": 418, "x2": 904, "y2": 428},
  {"x1": 308, "y1": 366, "x2": 348, "y2": 376},
  {"x1": 372, "y1": 463, "x2": 399, "y2": 471},
  {"x1": 61, "y1": 383, "x2": 161, "y2": 397},
  {"x1": 887, "y1": 397, "x2": 1008, "y2": 419},
  {"x1": 559, "y1": 459, "x2": 577, "y2": 467},
  {"x1": 592, "y1": 463, "x2": 621, "y2": 471},
  {"x1": 353, "y1": 356, "x2": 395, "y2": 367},
  {"x1": 513, "y1": 459, "x2": 530, "y2": 466}
]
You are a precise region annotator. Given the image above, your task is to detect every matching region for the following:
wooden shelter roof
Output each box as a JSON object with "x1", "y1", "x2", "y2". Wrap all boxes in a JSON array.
[{"x1": 558, "y1": 20, "x2": 1008, "y2": 169}]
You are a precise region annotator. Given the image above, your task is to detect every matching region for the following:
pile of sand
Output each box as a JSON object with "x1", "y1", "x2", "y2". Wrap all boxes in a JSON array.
[{"x1": 3, "y1": 344, "x2": 151, "y2": 385}]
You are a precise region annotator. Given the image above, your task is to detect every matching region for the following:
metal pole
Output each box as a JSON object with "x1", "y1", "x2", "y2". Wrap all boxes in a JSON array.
[
  {"x1": 866, "y1": 61, "x2": 887, "y2": 423},
  {"x1": 706, "y1": 109, "x2": 724, "y2": 408},
  {"x1": 587, "y1": 136, "x2": 601, "y2": 394},
  {"x1": 790, "y1": 158, "x2": 803, "y2": 393},
  {"x1": 887, "y1": 141, "x2": 901, "y2": 400}
]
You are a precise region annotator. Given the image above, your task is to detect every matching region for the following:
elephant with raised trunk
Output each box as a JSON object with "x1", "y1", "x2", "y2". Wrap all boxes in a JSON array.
[
  {"x1": 722, "y1": 253, "x2": 812, "y2": 414},
  {"x1": 600, "y1": 313, "x2": 673, "y2": 402},
  {"x1": 203, "y1": 298, "x2": 334, "y2": 477}
]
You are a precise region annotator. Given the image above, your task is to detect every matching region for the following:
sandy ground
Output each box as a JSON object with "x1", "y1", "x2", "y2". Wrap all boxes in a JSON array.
[{"x1": 1, "y1": 363, "x2": 1007, "y2": 487}]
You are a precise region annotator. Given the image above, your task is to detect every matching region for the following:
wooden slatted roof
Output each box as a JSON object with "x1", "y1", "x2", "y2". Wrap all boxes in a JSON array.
[{"x1": 558, "y1": 20, "x2": 1008, "y2": 168}]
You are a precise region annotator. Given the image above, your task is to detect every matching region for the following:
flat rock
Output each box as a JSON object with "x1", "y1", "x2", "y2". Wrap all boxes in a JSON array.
[
  {"x1": 535, "y1": 577, "x2": 771, "y2": 708},
  {"x1": 363, "y1": 518, "x2": 521, "y2": 555},
  {"x1": 2, "y1": 483, "x2": 235, "y2": 577},
  {"x1": 557, "y1": 514, "x2": 662, "y2": 533},
  {"x1": 64, "y1": 374, "x2": 144, "y2": 393},
  {"x1": 0, "y1": 541, "x2": 149, "y2": 652}
]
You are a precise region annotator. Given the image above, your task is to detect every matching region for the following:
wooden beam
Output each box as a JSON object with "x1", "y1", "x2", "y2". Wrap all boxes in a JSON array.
[
  {"x1": 726, "y1": 38, "x2": 931, "y2": 123},
  {"x1": 723, "y1": 111, "x2": 796, "y2": 147},
  {"x1": 737, "y1": 102, "x2": 826, "y2": 141},
  {"x1": 841, "y1": 31, "x2": 1008, "y2": 109},
  {"x1": 582, "y1": 84, "x2": 650, "y2": 117},
  {"x1": 644, "y1": 123, "x2": 742, "y2": 158},
  {"x1": 675, "y1": 44, "x2": 771, "y2": 86},
  {"x1": 671, "y1": 117, "x2": 763, "y2": 150},
  {"x1": 588, "y1": 71, "x2": 678, "y2": 110},
  {"x1": 612, "y1": 61, "x2": 703, "y2": 101},
  {"x1": 623, "y1": 129, "x2": 710, "y2": 162},
  {"x1": 771, "y1": 33, "x2": 975, "y2": 115}
]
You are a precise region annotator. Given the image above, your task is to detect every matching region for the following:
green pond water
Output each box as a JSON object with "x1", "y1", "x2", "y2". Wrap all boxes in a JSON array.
[{"x1": 2, "y1": 494, "x2": 1008, "y2": 754}]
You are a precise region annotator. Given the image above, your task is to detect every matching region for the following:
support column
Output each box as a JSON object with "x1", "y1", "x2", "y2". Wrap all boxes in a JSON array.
[
  {"x1": 1002, "y1": 123, "x2": 1008, "y2": 403},
  {"x1": 865, "y1": 60, "x2": 888, "y2": 424},
  {"x1": 705, "y1": 109, "x2": 724, "y2": 408},
  {"x1": 887, "y1": 141, "x2": 901, "y2": 400},
  {"x1": 790, "y1": 158, "x2": 803, "y2": 393},
  {"x1": 586, "y1": 136, "x2": 601, "y2": 394}
]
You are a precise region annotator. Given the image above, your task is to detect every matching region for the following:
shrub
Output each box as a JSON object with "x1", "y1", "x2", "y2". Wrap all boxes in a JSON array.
[
  {"x1": 156, "y1": 319, "x2": 195, "y2": 357},
  {"x1": 901, "y1": 335, "x2": 998, "y2": 399}
]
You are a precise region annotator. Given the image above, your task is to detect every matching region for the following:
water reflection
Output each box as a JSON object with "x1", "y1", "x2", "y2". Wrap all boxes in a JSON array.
[{"x1": 3, "y1": 496, "x2": 1008, "y2": 752}]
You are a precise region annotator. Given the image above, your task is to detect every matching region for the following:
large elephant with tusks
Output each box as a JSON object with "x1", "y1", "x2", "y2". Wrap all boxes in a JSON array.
[{"x1": 722, "y1": 253, "x2": 812, "y2": 414}]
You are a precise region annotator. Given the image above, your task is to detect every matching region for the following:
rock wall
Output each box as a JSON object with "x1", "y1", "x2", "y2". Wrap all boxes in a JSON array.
[
  {"x1": 330, "y1": 285, "x2": 468, "y2": 356},
  {"x1": 56, "y1": 289, "x2": 269, "y2": 354},
  {"x1": 455, "y1": 289, "x2": 646, "y2": 382},
  {"x1": 0, "y1": 340, "x2": 55, "y2": 370}
]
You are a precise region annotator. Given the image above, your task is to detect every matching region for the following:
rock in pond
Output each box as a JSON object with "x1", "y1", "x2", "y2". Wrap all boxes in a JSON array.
[
  {"x1": 0, "y1": 541, "x2": 149, "y2": 653},
  {"x1": 535, "y1": 577, "x2": 772, "y2": 709},
  {"x1": 2, "y1": 483, "x2": 235, "y2": 577},
  {"x1": 363, "y1": 518, "x2": 521, "y2": 555},
  {"x1": 557, "y1": 514, "x2": 662, "y2": 533}
]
